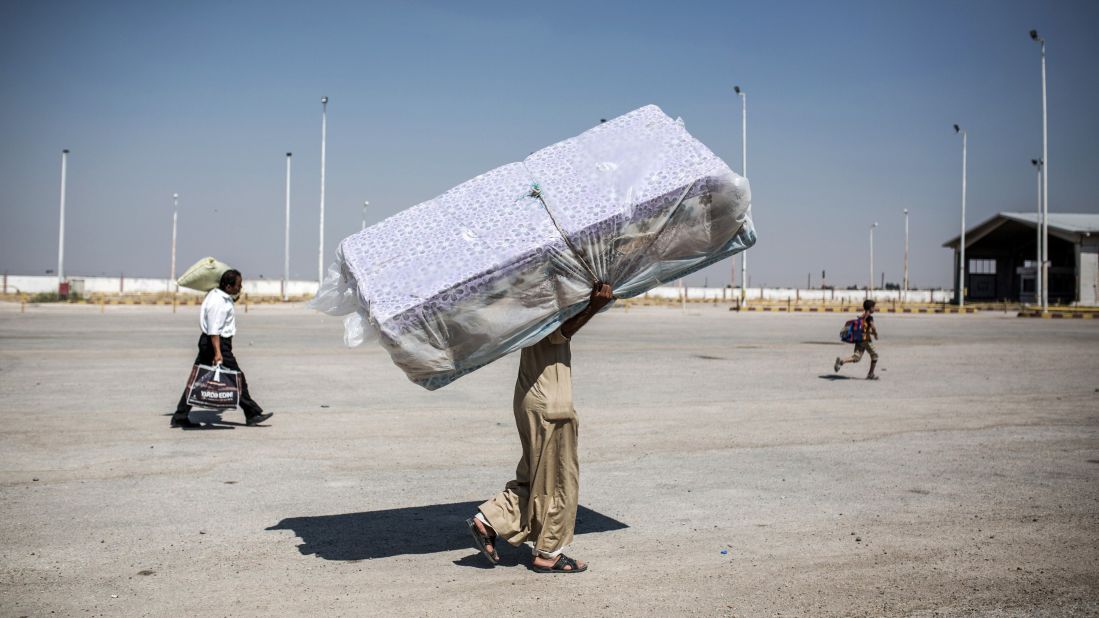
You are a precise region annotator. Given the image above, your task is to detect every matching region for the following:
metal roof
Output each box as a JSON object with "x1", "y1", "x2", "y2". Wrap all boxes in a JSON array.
[
  {"x1": 998, "y1": 212, "x2": 1099, "y2": 233},
  {"x1": 943, "y1": 212, "x2": 1099, "y2": 248}
]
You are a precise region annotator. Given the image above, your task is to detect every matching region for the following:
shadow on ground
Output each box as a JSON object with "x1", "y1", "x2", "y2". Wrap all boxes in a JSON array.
[
  {"x1": 267, "y1": 501, "x2": 628, "y2": 561},
  {"x1": 172, "y1": 410, "x2": 271, "y2": 429}
]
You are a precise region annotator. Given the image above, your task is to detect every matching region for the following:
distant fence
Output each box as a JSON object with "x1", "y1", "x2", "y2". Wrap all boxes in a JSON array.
[
  {"x1": 1, "y1": 274, "x2": 319, "y2": 298},
  {"x1": 640, "y1": 286, "x2": 953, "y2": 304},
  {"x1": 1, "y1": 273, "x2": 950, "y2": 304}
]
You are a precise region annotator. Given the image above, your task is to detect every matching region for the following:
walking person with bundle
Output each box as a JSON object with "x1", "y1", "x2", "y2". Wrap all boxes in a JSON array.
[
  {"x1": 834, "y1": 299, "x2": 879, "y2": 380},
  {"x1": 171, "y1": 269, "x2": 274, "y2": 428}
]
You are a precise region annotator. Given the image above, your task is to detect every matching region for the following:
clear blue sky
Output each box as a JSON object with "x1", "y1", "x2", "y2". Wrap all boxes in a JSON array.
[{"x1": 1, "y1": 0, "x2": 1096, "y2": 288}]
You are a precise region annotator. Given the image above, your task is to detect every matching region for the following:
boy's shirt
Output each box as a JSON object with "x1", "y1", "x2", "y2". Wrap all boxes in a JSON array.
[{"x1": 861, "y1": 312, "x2": 877, "y2": 340}]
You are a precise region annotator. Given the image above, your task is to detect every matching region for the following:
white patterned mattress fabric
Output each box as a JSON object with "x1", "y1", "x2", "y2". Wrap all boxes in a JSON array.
[{"x1": 311, "y1": 105, "x2": 756, "y2": 390}]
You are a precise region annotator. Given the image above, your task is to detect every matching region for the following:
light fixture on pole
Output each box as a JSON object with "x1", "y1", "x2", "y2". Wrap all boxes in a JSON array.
[
  {"x1": 170, "y1": 193, "x2": 179, "y2": 293},
  {"x1": 1030, "y1": 30, "x2": 1049, "y2": 311},
  {"x1": 57, "y1": 149, "x2": 69, "y2": 293},
  {"x1": 318, "y1": 95, "x2": 328, "y2": 286},
  {"x1": 1030, "y1": 158, "x2": 1043, "y2": 305},
  {"x1": 869, "y1": 222, "x2": 878, "y2": 291},
  {"x1": 734, "y1": 85, "x2": 747, "y2": 303},
  {"x1": 903, "y1": 208, "x2": 909, "y2": 300},
  {"x1": 284, "y1": 152, "x2": 292, "y2": 302},
  {"x1": 953, "y1": 123, "x2": 967, "y2": 307},
  {"x1": 362, "y1": 200, "x2": 369, "y2": 231}
]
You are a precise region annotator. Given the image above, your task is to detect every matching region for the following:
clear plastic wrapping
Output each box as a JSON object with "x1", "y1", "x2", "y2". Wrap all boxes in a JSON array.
[{"x1": 311, "y1": 105, "x2": 755, "y2": 389}]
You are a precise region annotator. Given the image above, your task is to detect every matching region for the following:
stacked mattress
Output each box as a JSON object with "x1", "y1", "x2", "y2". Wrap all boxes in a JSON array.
[{"x1": 312, "y1": 105, "x2": 756, "y2": 389}]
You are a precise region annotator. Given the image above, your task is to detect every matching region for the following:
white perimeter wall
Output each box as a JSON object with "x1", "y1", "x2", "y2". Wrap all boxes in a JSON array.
[
  {"x1": 639, "y1": 286, "x2": 952, "y2": 303},
  {"x1": 1, "y1": 275, "x2": 320, "y2": 297},
  {"x1": 2, "y1": 274, "x2": 952, "y2": 303}
]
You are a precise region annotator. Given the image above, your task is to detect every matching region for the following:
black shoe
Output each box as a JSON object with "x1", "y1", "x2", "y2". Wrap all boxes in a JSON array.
[
  {"x1": 245, "y1": 412, "x2": 273, "y2": 426},
  {"x1": 170, "y1": 416, "x2": 202, "y2": 429}
]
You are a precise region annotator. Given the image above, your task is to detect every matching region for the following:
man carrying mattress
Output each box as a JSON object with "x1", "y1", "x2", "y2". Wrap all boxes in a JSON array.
[
  {"x1": 171, "y1": 269, "x2": 273, "y2": 428},
  {"x1": 467, "y1": 281, "x2": 614, "y2": 574}
]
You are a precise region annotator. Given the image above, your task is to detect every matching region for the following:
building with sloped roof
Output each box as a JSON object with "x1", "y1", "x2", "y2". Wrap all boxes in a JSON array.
[{"x1": 943, "y1": 212, "x2": 1099, "y2": 306}]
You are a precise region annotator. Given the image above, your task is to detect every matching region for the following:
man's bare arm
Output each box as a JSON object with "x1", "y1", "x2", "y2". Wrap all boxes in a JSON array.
[
  {"x1": 210, "y1": 334, "x2": 224, "y2": 365},
  {"x1": 560, "y1": 283, "x2": 614, "y2": 340}
]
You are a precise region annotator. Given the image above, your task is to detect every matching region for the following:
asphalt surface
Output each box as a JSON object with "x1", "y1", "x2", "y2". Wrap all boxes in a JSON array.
[{"x1": 1, "y1": 302, "x2": 1096, "y2": 616}]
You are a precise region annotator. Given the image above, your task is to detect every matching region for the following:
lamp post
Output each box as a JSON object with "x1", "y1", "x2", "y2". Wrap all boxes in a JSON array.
[
  {"x1": 953, "y1": 124, "x2": 967, "y2": 307},
  {"x1": 1030, "y1": 158, "x2": 1043, "y2": 304},
  {"x1": 284, "y1": 152, "x2": 292, "y2": 302},
  {"x1": 1030, "y1": 30, "x2": 1049, "y2": 311},
  {"x1": 869, "y1": 222, "x2": 878, "y2": 291},
  {"x1": 57, "y1": 149, "x2": 69, "y2": 292},
  {"x1": 903, "y1": 208, "x2": 909, "y2": 301},
  {"x1": 362, "y1": 200, "x2": 369, "y2": 231},
  {"x1": 734, "y1": 85, "x2": 747, "y2": 303},
  {"x1": 318, "y1": 95, "x2": 328, "y2": 285},
  {"x1": 170, "y1": 193, "x2": 179, "y2": 293}
]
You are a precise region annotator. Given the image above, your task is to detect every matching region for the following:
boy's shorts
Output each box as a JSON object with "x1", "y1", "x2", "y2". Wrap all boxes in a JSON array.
[{"x1": 851, "y1": 340, "x2": 878, "y2": 362}]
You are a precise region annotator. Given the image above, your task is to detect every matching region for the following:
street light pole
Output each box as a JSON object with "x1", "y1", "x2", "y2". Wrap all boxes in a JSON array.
[
  {"x1": 1030, "y1": 30, "x2": 1049, "y2": 311},
  {"x1": 284, "y1": 152, "x2": 292, "y2": 302},
  {"x1": 903, "y1": 208, "x2": 909, "y2": 301},
  {"x1": 869, "y1": 222, "x2": 878, "y2": 291},
  {"x1": 170, "y1": 193, "x2": 179, "y2": 293},
  {"x1": 318, "y1": 96, "x2": 328, "y2": 285},
  {"x1": 57, "y1": 149, "x2": 69, "y2": 290},
  {"x1": 362, "y1": 200, "x2": 369, "y2": 231},
  {"x1": 1030, "y1": 158, "x2": 1043, "y2": 305},
  {"x1": 953, "y1": 124, "x2": 967, "y2": 307},
  {"x1": 734, "y1": 85, "x2": 747, "y2": 303}
]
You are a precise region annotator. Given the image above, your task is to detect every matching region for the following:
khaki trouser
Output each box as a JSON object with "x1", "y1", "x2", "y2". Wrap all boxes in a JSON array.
[
  {"x1": 845, "y1": 339, "x2": 878, "y2": 363},
  {"x1": 479, "y1": 404, "x2": 579, "y2": 557}
]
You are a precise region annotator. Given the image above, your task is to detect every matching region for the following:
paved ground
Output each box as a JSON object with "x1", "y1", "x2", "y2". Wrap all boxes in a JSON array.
[{"x1": 0, "y1": 302, "x2": 1096, "y2": 617}]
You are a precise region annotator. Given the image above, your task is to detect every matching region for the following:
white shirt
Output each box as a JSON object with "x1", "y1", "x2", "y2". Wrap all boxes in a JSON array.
[{"x1": 200, "y1": 288, "x2": 236, "y2": 338}]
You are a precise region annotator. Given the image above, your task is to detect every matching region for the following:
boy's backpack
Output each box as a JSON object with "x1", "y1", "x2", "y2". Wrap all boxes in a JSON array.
[{"x1": 840, "y1": 318, "x2": 864, "y2": 343}]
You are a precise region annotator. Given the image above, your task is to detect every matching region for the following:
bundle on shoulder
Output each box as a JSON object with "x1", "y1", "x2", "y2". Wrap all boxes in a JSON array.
[{"x1": 177, "y1": 257, "x2": 233, "y2": 292}]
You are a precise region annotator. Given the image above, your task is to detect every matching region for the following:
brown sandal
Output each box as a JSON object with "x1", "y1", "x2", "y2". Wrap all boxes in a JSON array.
[
  {"x1": 533, "y1": 554, "x2": 588, "y2": 574},
  {"x1": 465, "y1": 517, "x2": 499, "y2": 565}
]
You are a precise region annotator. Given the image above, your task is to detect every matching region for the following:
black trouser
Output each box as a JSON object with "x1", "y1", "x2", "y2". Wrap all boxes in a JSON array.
[{"x1": 174, "y1": 334, "x2": 263, "y2": 418}]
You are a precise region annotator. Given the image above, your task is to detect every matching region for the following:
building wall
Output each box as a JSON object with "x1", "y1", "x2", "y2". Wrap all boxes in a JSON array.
[
  {"x1": 1079, "y1": 238, "x2": 1099, "y2": 306},
  {"x1": 964, "y1": 230, "x2": 1037, "y2": 302},
  {"x1": 957, "y1": 226, "x2": 1080, "y2": 304}
]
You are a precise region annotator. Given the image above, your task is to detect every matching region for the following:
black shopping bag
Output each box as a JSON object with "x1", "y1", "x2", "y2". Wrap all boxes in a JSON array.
[{"x1": 185, "y1": 363, "x2": 241, "y2": 410}]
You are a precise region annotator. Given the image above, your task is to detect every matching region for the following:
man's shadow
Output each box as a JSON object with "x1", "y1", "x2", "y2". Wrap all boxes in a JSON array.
[
  {"x1": 188, "y1": 410, "x2": 244, "y2": 428},
  {"x1": 267, "y1": 501, "x2": 628, "y2": 563},
  {"x1": 163, "y1": 410, "x2": 253, "y2": 429}
]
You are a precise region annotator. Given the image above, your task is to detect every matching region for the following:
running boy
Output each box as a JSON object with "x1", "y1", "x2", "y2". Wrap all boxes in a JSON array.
[{"x1": 834, "y1": 299, "x2": 879, "y2": 380}]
